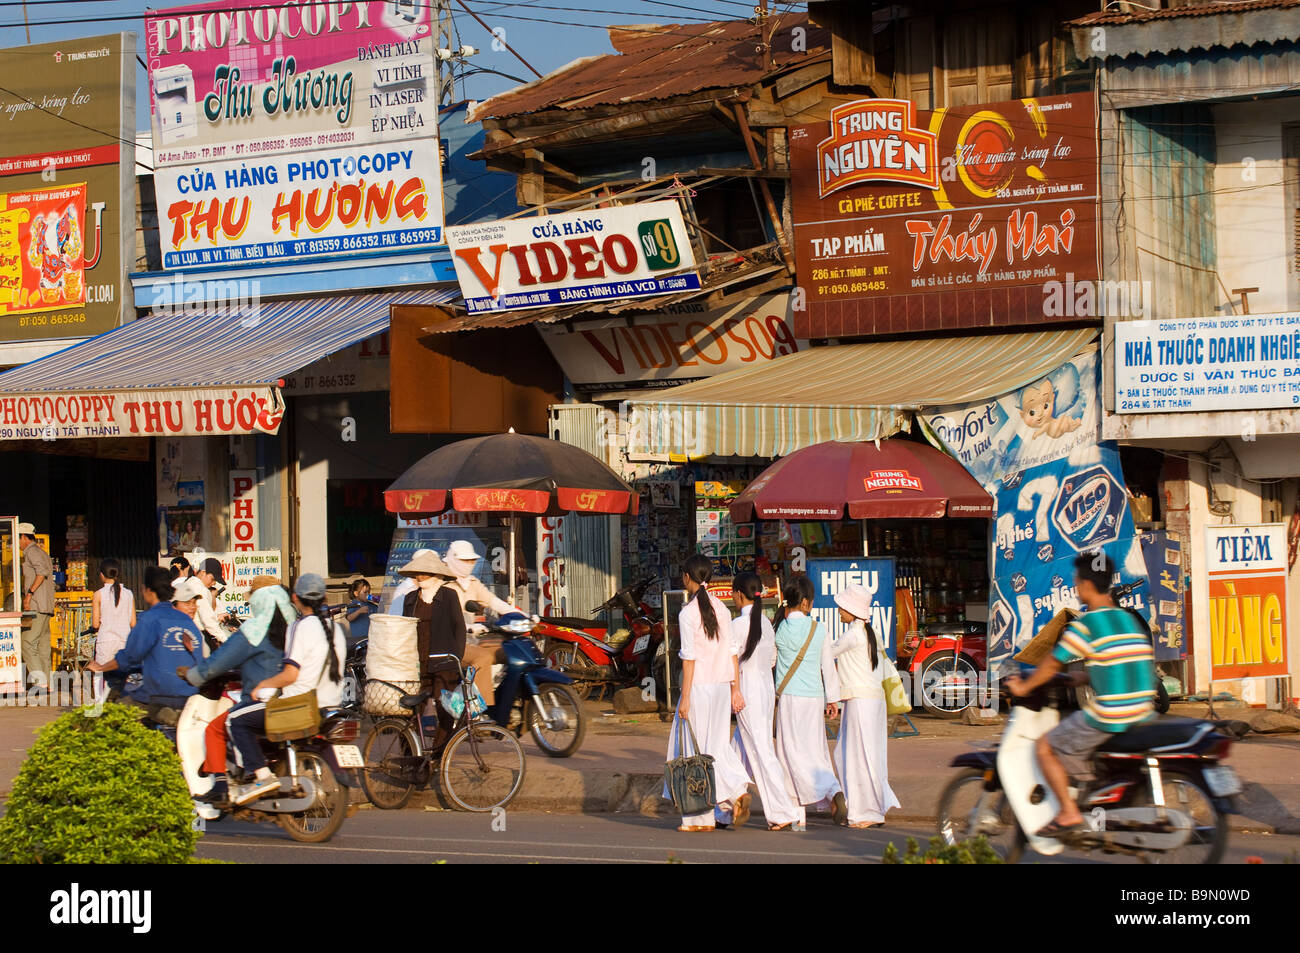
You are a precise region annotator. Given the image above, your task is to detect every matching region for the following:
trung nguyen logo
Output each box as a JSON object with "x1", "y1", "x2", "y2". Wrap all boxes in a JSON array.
[{"x1": 816, "y1": 99, "x2": 939, "y2": 198}]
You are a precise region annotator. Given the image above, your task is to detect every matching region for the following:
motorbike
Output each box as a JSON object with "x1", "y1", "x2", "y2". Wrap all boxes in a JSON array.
[
  {"x1": 160, "y1": 693, "x2": 362, "y2": 844},
  {"x1": 896, "y1": 621, "x2": 988, "y2": 719},
  {"x1": 934, "y1": 671, "x2": 1240, "y2": 864},
  {"x1": 533, "y1": 577, "x2": 666, "y2": 701},
  {"x1": 469, "y1": 603, "x2": 587, "y2": 758}
]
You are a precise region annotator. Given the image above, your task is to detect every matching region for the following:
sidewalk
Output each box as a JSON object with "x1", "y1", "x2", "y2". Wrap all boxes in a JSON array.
[{"x1": 4, "y1": 701, "x2": 1297, "y2": 833}]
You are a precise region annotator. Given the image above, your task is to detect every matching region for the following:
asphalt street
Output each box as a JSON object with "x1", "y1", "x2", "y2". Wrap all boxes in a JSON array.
[{"x1": 194, "y1": 807, "x2": 1300, "y2": 864}]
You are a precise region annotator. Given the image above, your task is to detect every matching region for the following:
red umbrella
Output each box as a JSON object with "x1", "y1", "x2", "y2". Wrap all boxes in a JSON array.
[{"x1": 729, "y1": 439, "x2": 992, "y2": 522}]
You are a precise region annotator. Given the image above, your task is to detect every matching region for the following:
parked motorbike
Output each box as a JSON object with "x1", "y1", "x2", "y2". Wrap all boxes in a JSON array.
[
  {"x1": 469, "y1": 603, "x2": 587, "y2": 758},
  {"x1": 534, "y1": 577, "x2": 665, "y2": 701},
  {"x1": 159, "y1": 696, "x2": 361, "y2": 844},
  {"x1": 934, "y1": 672, "x2": 1239, "y2": 863},
  {"x1": 897, "y1": 621, "x2": 988, "y2": 718}
]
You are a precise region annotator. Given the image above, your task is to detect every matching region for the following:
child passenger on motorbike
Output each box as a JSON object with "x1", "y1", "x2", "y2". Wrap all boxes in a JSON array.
[{"x1": 224, "y1": 574, "x2": 347, "y2": 805}]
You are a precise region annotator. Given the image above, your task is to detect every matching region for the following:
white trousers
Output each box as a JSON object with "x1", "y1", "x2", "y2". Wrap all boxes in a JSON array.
[
  {"x1": 664, "y1": 681, "x2": 751, "y2": 827},
  {"x1": 834, "y1": 696, "x2": 900, "y2": 825},
  {"x1": 177, "y1": 694, "x2": 231, "y2": 797},
  {"x1": 732, "y1": 675, "x2": 801, "y2": 826},
  {"x1": 776, "y1": 694, "x2": 842, "y2": 824}
]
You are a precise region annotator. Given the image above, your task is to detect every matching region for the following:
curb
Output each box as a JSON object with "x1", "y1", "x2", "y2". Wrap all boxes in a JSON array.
[{"x1": 350, "y1": 770, "x2": 1300, "y2": 836}]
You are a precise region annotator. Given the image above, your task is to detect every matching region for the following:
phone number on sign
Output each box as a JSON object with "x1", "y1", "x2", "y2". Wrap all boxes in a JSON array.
[{"x1": 295, "y1": 230, "x2": 441, "y2": 255}]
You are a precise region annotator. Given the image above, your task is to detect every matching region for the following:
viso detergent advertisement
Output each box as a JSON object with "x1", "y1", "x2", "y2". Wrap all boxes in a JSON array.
[
  {"x1": 146, "y1": 0, "x2": 444, "y2": 268},
  {"x1": 923, "y1": 350, "x2": 1151, "y2": 671}
]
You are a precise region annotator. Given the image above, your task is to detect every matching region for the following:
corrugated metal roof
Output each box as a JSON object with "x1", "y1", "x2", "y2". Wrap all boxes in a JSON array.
[
  {"x1": 1070, "y1": 0, "x2": 1300, "y2": 26},
  {"x1": 625, "y1": 329, "x2": 1098, "y2": 457},
  {"x1": 0, "y1": 288, "x2": 457, "y2": 393},
  {"x1": 471, "y1": 18, "x2": 829, "y2": 122}
]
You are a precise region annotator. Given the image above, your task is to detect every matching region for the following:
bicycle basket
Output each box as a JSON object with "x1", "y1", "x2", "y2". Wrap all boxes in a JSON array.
[{"x1": 363, "y1": 678, "x2": 422, "y2": 717}]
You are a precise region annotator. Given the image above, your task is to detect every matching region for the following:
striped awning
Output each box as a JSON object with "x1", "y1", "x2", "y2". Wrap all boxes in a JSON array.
[
  {"x1": 625, "y1": 328, "x2": 1098, "y2": 457},
  {"x1": 0, "y1": 287, "x2": 457, "y2": 441}
]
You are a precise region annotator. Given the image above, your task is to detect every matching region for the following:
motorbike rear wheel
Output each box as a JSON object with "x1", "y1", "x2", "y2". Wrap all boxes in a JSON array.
[
  {"x1": 275, "y1": 750, "x2": 349, "y2": 843},
  {"x1": 525, "y1": 683, "x2": 587, "y2": 758},
  {"x1": 543, "y1": 641, "x2": 599, "y2": 700},
  {"x1": 1130, "y1": 771, "x2": 1228, "y2": 865},
  {"x1": 935, "y1": 767, "x2": 1025, "y2": 863},
  {"x1": 919, "y1": 651, "x2": 980, "y2": 719},
  {"x1": 361, "y1": 717, "x2": 421, "y2": 810}
]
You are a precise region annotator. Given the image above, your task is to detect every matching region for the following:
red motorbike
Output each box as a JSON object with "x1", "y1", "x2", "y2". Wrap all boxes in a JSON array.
[
  {"x1": 897, "y1": 621, "x2": 989, "y2": 718},
  {"x1": 534, "y1": 578, "x2": 665, "y2": 701}
]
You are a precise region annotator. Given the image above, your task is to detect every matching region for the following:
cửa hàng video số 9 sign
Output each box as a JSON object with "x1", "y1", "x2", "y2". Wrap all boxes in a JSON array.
[{"x1": 445, "y1": 200, "x2": 700, "y2": 313}]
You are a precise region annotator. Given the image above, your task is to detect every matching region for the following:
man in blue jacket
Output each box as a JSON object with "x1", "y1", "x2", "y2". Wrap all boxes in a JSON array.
[{"x1": 88, "y1": 567, "x2": 200, "y2": 712}]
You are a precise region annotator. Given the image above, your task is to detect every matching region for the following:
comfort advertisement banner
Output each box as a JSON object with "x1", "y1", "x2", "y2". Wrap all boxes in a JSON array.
[
  {"x1": 1114, "y1": 313, "x2": 1300, "y2": 413},
  {"x1": 0, "y1": 34, "x2": 134, "y2": 343},
  {"x1": 924, "y1": 352, "x2": 1148, "y2": 669},
  {"x1": 446, "y1": 200, "x2": 700, "y2": 313},
  {"x1": 146, "y1": 0, "x2": 443, "y2": 266},
  {"x1": 1203, "y1": 523, "x2": 1288, "y2": 681},
  {"x1": 537, "y1": 293, "x2": 802, "y2": 386},
  {"x1": 790, "y1": 93, "x2": 1099, "y2": 338}
]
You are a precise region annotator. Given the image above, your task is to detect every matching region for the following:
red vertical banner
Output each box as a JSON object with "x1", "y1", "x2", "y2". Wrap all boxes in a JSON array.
[
  {"x1": 230, "y1": 469, "x2": 259, "y2": 553},
  {"x1": 537, "y1": 516, "x2": 565, "y2": 616}
]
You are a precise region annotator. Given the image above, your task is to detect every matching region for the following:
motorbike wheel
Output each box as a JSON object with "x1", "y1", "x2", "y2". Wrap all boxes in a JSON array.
[
  {"x1": 439, "y1": 722, "x2": 526, "y2": 812},
  {"x1": 935, "y1": 767, "x2": 1025, "y2": 863},
  {"x1": 361, "y1": 718, "x2": 421, "y2": 810},
  {"x1": 543, "y1": 641, "x2": 596, "y2": 700},
  {"x1": 525, "y1": 683, "x2": 587, "y2": 758},
  {"x1": 919, "y1": 651, "x2": 980, "y2": 719},
  {"x1": 1130, "y1": 771, "x2": 1229, "y2": 865},
  {"x1": 275, "y1": 750, "x2": 349, "y2": 844}
]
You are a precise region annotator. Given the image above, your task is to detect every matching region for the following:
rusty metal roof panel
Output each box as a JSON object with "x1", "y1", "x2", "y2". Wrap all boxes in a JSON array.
[
  {"x1": 1069, "y1": 0, "x2": 1300, "y2": 25},
  {"x1": 471, "y1": 18, "x2": 829, "y2": 121}
]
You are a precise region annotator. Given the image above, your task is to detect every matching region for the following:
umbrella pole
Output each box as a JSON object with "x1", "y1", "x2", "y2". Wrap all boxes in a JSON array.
[{"x1": 508, "y1": 515, "x2": 518, "y2": 609}]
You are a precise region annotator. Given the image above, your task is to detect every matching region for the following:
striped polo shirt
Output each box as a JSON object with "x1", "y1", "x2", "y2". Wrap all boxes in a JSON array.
[{"x1": 1052, "y1": 607, "x2": 1156, "y2": 732}]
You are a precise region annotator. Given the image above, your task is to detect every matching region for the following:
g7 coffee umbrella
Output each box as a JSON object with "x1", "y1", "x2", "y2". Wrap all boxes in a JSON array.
[
  {"x1": 729, "y1": 438, "x2": 992, "y2": 522},
  {"x1": 384, "y1": 431, "x2": 637, "y2": 598}
]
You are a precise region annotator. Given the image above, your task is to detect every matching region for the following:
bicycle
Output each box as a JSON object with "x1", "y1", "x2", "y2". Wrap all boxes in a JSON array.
[{"x1": 360, "y1": 653, "x2": 527, "y2": 812}]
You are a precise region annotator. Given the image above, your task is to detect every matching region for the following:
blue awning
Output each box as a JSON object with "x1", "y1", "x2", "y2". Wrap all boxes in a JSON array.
[{"x1": 0, "y1": 287, "x2": 457, "y2": 440}]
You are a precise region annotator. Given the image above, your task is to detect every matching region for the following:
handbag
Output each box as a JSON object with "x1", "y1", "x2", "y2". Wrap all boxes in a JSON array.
[
  {"x1": 663, "y1": 716, "x2": 716, "y2": 816},
  {"x1": 774, "y1": 619, "x2": 819, "y2": 732},
  {"x1": 264, "y1": 689, "x2": 321, "y2": 741},
  {"x1": 881, "y1": 654, "x2": 910, "y2": 716}
]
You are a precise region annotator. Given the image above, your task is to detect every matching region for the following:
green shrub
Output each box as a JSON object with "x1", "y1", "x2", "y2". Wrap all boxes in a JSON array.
[
  {"x1": 882, "y1": 835, "x2": 1005, "y2": 865},
  {"x1": 0, "y1": 703, "x2": 200, "y2": 863}
]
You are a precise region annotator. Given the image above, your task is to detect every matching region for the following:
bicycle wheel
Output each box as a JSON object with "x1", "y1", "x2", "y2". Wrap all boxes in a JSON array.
[
  {"x1": 361, "y1": 717, "x2": 421, "y2": 810},
  {"x1": 439, "y1": 722, "x2": 526, "y2": 812}
]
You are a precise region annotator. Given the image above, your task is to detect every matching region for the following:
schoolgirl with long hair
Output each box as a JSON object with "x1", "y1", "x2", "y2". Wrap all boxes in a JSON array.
[
  {"x1": 664, "y1": 553, "x2": 754, "y2": 832},
  {"x1": 90, "y1": 558, "x2": 135, "y2": 666},
  {"x1": 728, "y1": 572, "x2": 801, "y2": 831},
  {"x1": 772, "y1": 573, "x2": 847, "y2": 831}
]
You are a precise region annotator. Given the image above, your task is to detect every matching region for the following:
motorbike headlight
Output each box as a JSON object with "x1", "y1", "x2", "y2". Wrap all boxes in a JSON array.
[{"x1": 500, "y1": 618, "x2": 534, "y2": 635}]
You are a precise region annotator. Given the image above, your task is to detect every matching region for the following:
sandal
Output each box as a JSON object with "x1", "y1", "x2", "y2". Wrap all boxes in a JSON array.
[
  {"x1": 677, "y1": 825, "x2": 715, "y2": 832},
  {"x1": 848, "y1": 821, "x2": 882, "y2": 829},
  {"x1": 1035, "y1": 818, "x2": 1084, "y2": 839},
  {"x1": 768, "y1": 822, "x2": 792, "y2": 831},
  {"x1": 732, "y1": 793, "x2": 752, "y2": 829}
]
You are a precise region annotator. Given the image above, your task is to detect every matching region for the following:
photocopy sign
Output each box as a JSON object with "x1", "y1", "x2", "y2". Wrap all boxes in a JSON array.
[
  {"x1": 1204, "y1": 523, "x2": 1288, "y2": 681},
  {"x1": 146, "y1": 0, "x2": 443, "y2": 267},
  {"x1": 446, "y1": 200, "x2": 700, "y2": 313},
  {"x1": 1114, "y1": 314, "x2": 1300, "y2": 412}
]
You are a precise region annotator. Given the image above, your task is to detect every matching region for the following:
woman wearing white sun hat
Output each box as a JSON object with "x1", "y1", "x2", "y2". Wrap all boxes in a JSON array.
[{"x1": 830, "y1": 583, "x2": 900, "y2": 829}]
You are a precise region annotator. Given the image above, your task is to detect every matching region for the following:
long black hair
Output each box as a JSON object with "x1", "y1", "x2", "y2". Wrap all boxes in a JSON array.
[
  {"x1": 99, "y1": 558, "x2": 123, "y2": 607},
  {"x1": 841, "y1": 606, "x2": 881, "y2": 671},
  {"x1": 778, "y1": 573, "x2": 815, "y2": 623},
  {"x1": 683, "y1": 553, "x2": 719, "y2": 641},
  {"x1": 732, "y1": 571, "x2": 765, "y2": 663},
  {"x1": 296, "y1": 592, "x2": 342, "y2": 684}
]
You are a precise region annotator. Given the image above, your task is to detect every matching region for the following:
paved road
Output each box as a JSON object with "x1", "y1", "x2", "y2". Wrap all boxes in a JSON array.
[{"x1": 194, "y1": 807, "x2": 1300, "y2": 864}]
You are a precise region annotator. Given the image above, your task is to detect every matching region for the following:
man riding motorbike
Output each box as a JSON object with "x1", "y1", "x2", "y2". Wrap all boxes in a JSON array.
[{"x1": 1006, "y1": 551, "x2": 1157, "y2": 839}]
